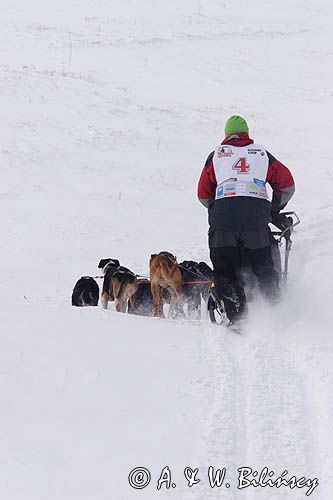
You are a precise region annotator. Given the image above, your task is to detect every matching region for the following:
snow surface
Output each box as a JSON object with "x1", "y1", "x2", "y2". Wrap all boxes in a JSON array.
[{"x1": 1, "y1": 0, "x2": 333, "y2": 499}]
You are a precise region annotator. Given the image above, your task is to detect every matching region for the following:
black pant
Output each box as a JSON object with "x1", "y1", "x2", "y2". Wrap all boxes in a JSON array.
[{"x1": 209, "y1": 229, "x2": 280, "y2": 322}]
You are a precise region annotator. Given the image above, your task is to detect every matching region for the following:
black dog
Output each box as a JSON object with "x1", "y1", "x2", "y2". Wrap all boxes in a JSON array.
[
  {"x1": 98, "y1": 258, "x2": 138, "y2": 312},
  {"x1": 71, "y1": 276, "x2": 99, "y2": 306},
  {"x1": 128, "y1": 278, "x2": 154, "y2": 316},
  {"x1": 127, "y1": 278, "x2": 172, "y2": 317},
  {"x1": 178, "y1": 261, "x2": 213, "y2": 319}
]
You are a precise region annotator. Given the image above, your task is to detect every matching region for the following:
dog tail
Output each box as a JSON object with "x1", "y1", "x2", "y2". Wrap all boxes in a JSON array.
[
  {"x1": 89, "y1": 291, "x2": 98, "y2": 306},
  {"x1": 78, "y1": 291, "x2": 85, "y2": 306},
  {"x1": 113, "y1": 273, "x2": 138, "y2": 313},
  {"x1": 112, "y1": 277, "x2": 123, "y2": 301},
  {"x1": 112, "y1": 272, "x2": 136, "y2": 300},
  {"x1": 160, "y1": 257, "x2": 178, "y2": 278}
]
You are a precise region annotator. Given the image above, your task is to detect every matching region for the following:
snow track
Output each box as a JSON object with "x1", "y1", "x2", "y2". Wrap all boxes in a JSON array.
[
  {"x1": 237, "y1": 339, "x2": 312, "y2": 500},
  {"x1": 192, "y1": 327, "x2": 247, "y2": 499},
  {"x1": 188, "y1": 324, "x2": 324, "y2": 500}
]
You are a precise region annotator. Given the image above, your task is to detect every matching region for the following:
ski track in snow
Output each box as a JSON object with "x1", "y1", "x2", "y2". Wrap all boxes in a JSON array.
[{"x1": 188, "y1": 321, "x2": 323, "y2": 500}]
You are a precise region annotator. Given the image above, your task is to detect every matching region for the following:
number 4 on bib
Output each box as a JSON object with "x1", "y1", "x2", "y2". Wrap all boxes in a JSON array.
[{"x1": 233, "y1": 157, "x2": 250, "y2": 174}]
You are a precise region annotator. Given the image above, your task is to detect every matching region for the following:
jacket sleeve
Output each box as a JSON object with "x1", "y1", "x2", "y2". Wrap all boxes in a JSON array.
[
  {"x1": 197, "y1": 151, "x2": 217, "y2": 208},
  {"x1": 266, "y1": 151, "x2": 295, "y2": 212}
]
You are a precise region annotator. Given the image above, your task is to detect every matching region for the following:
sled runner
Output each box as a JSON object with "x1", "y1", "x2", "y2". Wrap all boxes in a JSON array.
[{"x1": 207, "y1": 211, "x2": 300, "y2": 326}]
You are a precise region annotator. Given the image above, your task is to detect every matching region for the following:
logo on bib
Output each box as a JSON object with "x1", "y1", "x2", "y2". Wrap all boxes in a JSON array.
[
  {"x1": 216, "y1": 185, "x2": 223, "y2": 198},
  {"x1": 217, "y1": 146, "x2": 233, "y2": 158},
  {"x1": 253, "y1": 178, "x2": 266, "y2": 186}
]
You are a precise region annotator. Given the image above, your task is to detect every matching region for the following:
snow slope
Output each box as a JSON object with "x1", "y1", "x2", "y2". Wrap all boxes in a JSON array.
[{"x1": 1, "y1": 0, "x2": 333, "y2": 498}]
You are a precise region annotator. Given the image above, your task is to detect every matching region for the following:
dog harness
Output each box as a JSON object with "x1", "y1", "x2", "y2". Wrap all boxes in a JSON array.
[{"x1": 213, "y1": 143, "x2": 269, "y2": 201}]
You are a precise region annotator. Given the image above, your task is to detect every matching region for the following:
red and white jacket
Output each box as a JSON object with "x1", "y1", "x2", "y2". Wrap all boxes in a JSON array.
[{"x1": 198, "y1": 133, "x2": 295, "y2": 212}]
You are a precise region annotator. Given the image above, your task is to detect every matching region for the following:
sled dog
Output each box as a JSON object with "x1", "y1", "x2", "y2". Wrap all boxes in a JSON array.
[
  {"x1": 179, "y1": 260, "x2": 213, "y2": 319},
  {"x1": 98, "y1": 258, "x2": 138, "y2": 312},
  {"x1": 127, "y1": 278, "x2": 154, "y2": 316},
  {"x1": 128, "y1": 278, "x2": 171, "y2": 317},
  {"x1": 71, "y1": 276, "x2": 99, "y2": 307},
  {"x1": 149, "y1": 251, "x2": 184, "y2": 318}
]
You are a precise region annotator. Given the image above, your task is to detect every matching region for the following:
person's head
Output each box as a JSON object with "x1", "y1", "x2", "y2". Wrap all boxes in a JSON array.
[{"x1": 224, "y1": 115, "x2": 249, "y2": 137}]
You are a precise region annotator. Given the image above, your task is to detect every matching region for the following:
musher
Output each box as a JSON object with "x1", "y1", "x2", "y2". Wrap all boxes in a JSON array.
[{"x1": 197, "y1": 115, "x2": 295, "y2": 324}]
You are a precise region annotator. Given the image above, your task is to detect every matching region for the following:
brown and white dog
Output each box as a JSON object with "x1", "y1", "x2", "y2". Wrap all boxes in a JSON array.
[
  {"x1": 98, "y1": 258, "x2": 138, "y2": 312},
  {"x1": 149, "y1": 251, "x2": 184, "y2": 318}
]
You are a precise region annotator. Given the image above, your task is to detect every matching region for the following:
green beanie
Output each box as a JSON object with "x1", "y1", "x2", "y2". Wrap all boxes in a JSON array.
[{"x1": 225, "y1": 115, "x2": 249, "y2": 134}]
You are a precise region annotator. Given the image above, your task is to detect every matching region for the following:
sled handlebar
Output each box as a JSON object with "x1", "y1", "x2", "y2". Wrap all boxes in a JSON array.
[
  {"x1": 271, "y1": 211, "x2": 300, "y2": 242},
  {"x1": 271, "y1": 211, "x2": 300, "y2": 288}
]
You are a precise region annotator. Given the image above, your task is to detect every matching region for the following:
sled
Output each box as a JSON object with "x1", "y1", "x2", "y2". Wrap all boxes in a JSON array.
[{"x1": 208, "y1": 211, "x2": 300, "y2": 325}]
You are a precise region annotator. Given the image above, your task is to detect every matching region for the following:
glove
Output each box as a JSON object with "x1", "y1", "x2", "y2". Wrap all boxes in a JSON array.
[{"x1": 271, "y1": 212, "x2": 292, "y2": 232}]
